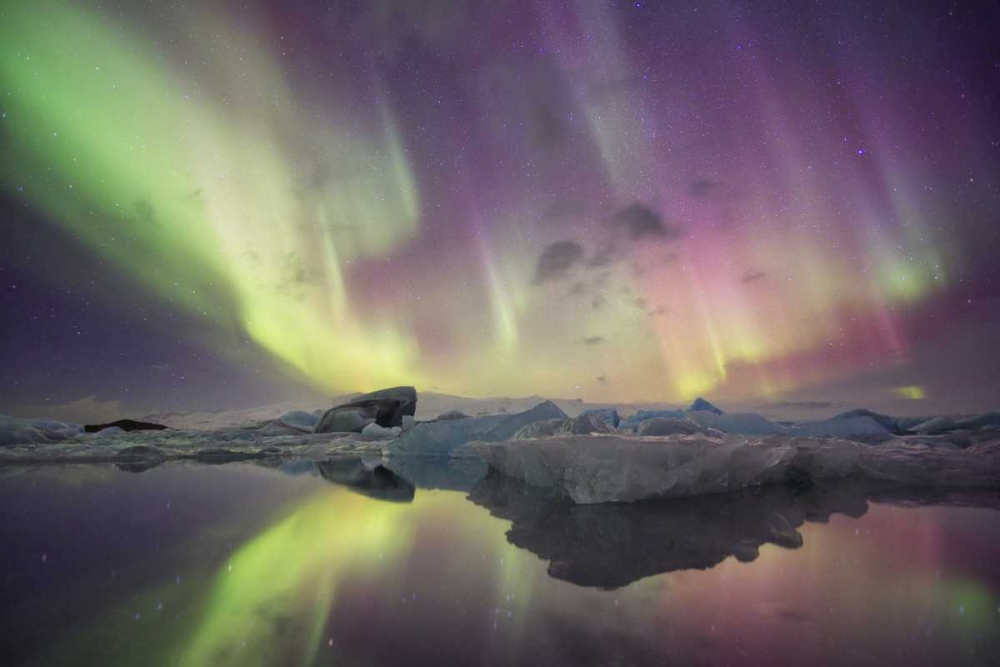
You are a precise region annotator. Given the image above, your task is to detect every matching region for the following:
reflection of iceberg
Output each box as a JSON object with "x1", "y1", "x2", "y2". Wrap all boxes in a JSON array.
[
  {"x1": 468, "y1": 471, "x2": 1000, "y2": 589},
  {"x1": 316, "y1": 459, "x2": 415, "y2": 502},
  {"x1": 381, "y1": 456, "x2": 488, "y2": 492}
]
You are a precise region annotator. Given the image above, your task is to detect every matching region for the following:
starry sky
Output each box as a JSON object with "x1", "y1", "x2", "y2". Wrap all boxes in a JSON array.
[{"x1": 1, "y1": 0, "x2": 999, "y2": 418}]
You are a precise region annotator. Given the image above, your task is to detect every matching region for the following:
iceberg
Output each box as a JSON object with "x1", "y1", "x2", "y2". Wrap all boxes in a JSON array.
[
  {"x1": 468, "y1": 433, "x2": 1000, "y2": 504},
  {"x1": 383, "y1": 401, "x2": 566, "y2": 458},
  {"x1": 686, "y1": 411, "x2": 786, "y2": 435},
  {"x1": 786, "y1": 415, "x2": 891, "y2": 439},
  {"x1": 579, "y1": 408, "x2": 621, "y2": 428},
  {"x1": 619, "y1": 409, "x2": 687, "y2": 431},
  {"x1": 688, "y1": 397, "x2": 723, "y2": 414}
]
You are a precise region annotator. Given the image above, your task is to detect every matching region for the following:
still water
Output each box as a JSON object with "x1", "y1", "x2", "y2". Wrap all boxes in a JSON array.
[{"x1": 1, "y1": 460, "x2": 999, "y2": 666}]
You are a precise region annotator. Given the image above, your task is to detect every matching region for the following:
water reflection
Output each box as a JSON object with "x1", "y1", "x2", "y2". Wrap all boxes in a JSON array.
[
  {"x1": 467, "y1": 471, "x2": 1000, "y2": 589},
  {"x1": 381, "y1": 456, "x2": 488, "y2": 492},
  {"x1": 315, "y1": 459, "x2": 415, "y2": 502},
  {"x1": 0, "y1": 460, "x2": 998, "y2": 667}
]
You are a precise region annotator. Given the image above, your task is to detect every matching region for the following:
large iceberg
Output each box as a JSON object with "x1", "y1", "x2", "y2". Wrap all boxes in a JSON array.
[{"x1": 468, "y1": 433, "x2": 1000, "y2": 504}]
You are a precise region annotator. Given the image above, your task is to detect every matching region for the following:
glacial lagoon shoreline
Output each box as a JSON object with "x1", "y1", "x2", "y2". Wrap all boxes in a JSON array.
[{"x1": 2, "y1": 388, "x2": 999, "y2": 504}]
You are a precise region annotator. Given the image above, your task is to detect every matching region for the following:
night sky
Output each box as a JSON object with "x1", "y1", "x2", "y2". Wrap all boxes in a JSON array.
[{"x1": 1, "y1": 0, "x2": 999, "y2": 420}]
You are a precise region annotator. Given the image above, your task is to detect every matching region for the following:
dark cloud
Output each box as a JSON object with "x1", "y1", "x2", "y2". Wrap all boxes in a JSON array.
[
  {"x1": 690, "y1": 178, "x2": 722, "y2": 198},
  {"x1": 591, "y1": 294, "x2": 607, "y2": 310},
  {"x1": 586, "y1": 244, "x2": 619, "y2": 269},
  {"x1": 568, "y1": 282, "x2": 588, "y2": 297},
  {"x1": 741, "y1": 270, "x2": 766, "y2": 284},
  {"x1": 595, "y1": 374, "x2": 609, "y2": 385},
  {"x1": 275, "y1": 252, "x2": 317, "y2": 300},
  {"x1": 580, "y1": 336, "x2": 606, "y2": 345},
  {"x1": 612, "y1": 203, "x2": 682, "y2": 242},
  {"x1": 534, "y1": 241, "x2": 585, "y2": 284}
]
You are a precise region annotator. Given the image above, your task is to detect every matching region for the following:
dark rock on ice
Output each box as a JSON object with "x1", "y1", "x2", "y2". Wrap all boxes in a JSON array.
[
  {"x1": 84, "y1": 419, "x2": 168, "y2": 433},
  {"x1": 315, "y1": 386, "x2": 417, "y2": 433}
]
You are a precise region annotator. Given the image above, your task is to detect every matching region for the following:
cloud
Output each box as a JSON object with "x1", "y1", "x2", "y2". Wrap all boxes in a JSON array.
[
  {"x1": 595, "y1": 374, "x2": 609, "y2": 385},
  {"x1": 534, "y1": 240, "x2": 585, "y2": 284},
  {"x1": 591, "y1": 294, "x2": 607, "y2": 310},
  {"x1": 585, "y1": 244, "x2": 619, "y2": 269},
  {"x1": 690, "y1": 178, "x2": 722, "y2": 198},
  {"x1": 612, "y1": 203, "x2": 682, "y2": 241},
  {"x1": 740, "y1": 270, "x2": 766, "y2": 284},
  {"x1": 580, "y1": 336, "x2": 606, "y2": 345}
]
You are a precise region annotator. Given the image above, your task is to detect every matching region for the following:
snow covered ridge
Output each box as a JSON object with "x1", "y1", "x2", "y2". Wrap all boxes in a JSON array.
[{"x1": 467, "y1": 434, "x2": 1000, "y2": 504}]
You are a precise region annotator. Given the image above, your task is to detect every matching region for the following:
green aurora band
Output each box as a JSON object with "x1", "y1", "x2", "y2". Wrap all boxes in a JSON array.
[{"x1": 1, "y1": 0, "x2": 423, "y2": 393}]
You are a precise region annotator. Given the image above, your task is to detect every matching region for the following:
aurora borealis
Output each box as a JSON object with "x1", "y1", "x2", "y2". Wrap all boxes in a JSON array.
[{"x1": 1, "y1": 0, "x2": 999, "y2": 413}]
